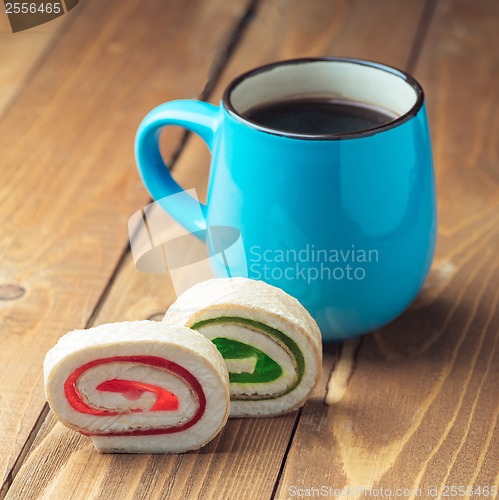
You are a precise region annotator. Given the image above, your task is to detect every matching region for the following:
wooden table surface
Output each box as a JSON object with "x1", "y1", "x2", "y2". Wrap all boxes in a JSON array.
[{"x1": 1, "y1": 1, "x2": 498, "y2": 499}]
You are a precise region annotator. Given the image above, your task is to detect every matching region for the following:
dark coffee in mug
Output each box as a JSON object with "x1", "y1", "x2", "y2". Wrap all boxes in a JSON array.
[{"x1": 244, "y1": 98, "x2": 397, "y2": 135}]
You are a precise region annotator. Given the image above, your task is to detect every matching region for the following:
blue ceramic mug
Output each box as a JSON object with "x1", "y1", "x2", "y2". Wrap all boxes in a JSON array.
[{"x1": 135, "y1": 57, "x2": 437, "y2": 342}]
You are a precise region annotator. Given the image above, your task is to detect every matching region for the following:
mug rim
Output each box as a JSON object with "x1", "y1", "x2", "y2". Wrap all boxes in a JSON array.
[{"x1": 222, "y1": 57, "x2": 425, "y2": 140}]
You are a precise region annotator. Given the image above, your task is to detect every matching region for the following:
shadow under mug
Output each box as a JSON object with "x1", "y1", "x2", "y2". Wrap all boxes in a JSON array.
[{"x1": 135, "y1": 57, "x2": 437, "y2": 343}]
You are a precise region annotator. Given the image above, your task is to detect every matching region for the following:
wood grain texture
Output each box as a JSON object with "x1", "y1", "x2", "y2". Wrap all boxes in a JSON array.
[
  {"x1": 0, "y1": 0, "x2": 251, "y2": 493},
  {"x1": 275, "y1": 0, "x2": 499, "y2": 497},
  {"x1": 8, "y1": 411, "x2": 298, "y2": 500},
  {"x1": 4, "y1": 1, "x2": 432, "y2": 499},
  {"x1": 0, "y1": 10, "x2": 68, "y2": 115}
]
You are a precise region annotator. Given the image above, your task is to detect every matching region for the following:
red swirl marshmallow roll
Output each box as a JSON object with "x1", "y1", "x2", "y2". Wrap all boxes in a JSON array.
[{"x1": 43, "y1": 321, "x2": 230, "y2": 453}]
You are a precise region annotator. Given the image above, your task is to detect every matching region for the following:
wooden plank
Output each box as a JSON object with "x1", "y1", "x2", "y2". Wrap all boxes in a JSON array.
[
  {"x1": 5, "y1": 1, "x2": 430, "y2": 499},
  {"x1": 8, "y1": 410, "x2": 299, "y2": 500},
  {"x1": 276, "y1": 0, "x2": 499, "y2": 496},
  {"x1": 0, "y1": 10, "x2": 69, "y2": 115},
  {"x1": 0, "y1": 0, "x2": 252, "y2": 493}
]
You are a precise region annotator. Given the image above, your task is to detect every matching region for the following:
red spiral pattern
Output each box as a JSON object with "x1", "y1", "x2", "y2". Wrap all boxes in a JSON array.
[{"x1": 64, "y1": 355, "x2": 206, "y2": 436}]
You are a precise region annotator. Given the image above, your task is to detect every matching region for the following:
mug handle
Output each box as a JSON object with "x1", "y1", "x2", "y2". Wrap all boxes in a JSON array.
[{"x1": 134, "y1": 100, "x2": 220, "y2": 238}]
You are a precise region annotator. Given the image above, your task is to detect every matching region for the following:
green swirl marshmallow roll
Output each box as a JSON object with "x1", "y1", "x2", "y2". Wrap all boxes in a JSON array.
[{"x1": 163, "y1": 278, "x2": 322, "y2": 417}]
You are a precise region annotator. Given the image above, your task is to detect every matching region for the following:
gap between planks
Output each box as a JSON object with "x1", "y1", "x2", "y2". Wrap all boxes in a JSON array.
[
  {"x1": 83, "y1": 0, "x2": 261, "y2": 332},
  {"x1": 84, "y1": 0, "x2": 260, "y2": 332},
  {"x1": 2, "y1": 0, "x2": 441, "y2": 497},
  {"x1": 405, "y1": 0, "x2": 438, "y2": 75},
  {"x1": 34, "y1": 0, "x2": 439, "y2": 496},
  {"x1": 0, "y1": 6, "x2": 87, "y2": 498},
  {"x1": 0, "y1": 1, "x2": 261, "y2": 498},
  {"x1": 269, "y1": 2, "x2": 440, "y2": 496},
  {"x1": 0, "y1": 406, "x2": 50, "y2": 499}
]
